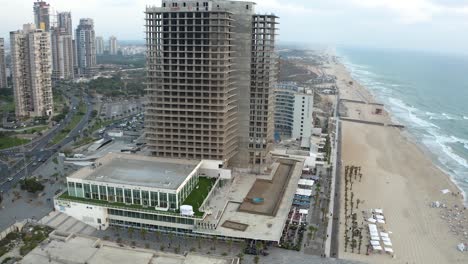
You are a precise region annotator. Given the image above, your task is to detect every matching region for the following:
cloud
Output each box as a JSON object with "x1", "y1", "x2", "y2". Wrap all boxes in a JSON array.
[{"x1": 351, "y1": 0, "x2": 468, "y2": 24}]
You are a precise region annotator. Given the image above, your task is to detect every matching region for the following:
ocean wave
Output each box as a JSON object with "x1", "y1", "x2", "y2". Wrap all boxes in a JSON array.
[
  {"x1": 464, "y1": 116, "x2": 468, "y2": 120},
  {"x1": 426, "y1": 111, "x2": 463, "y2": 120},
  {"x1": 436, "y1": 140, "x2": 468, "y2": 168},
  {"x1": 387, "y1": 97, "x2": 440, "y2": 129}
]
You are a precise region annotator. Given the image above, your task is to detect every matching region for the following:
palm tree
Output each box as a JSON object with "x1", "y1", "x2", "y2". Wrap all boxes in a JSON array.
[
  {"x1": 197, "y1": 236, "x2": 202, "y2": 249},
  {"x1": 128, "y1": 227, "x2": 134, "y2": 239},
  {"x1": 256, "y1": 241, "x2": 263, "y2": 255},
  {"x1": 168, "y1": 233, "x2": 173, "y2": 244},
  {"x1": 155, "y1": 231, "x2": 161, "y2": 242},
  {"x1": 254, "y1": 255, "x2": 259, "y2": 264},
  {"x1": 228, "y1": 239, "x2": 233, "y2": 253},
  {"x1": 211, "y1": 236, "x2": 217, "y2": 251},
  {"x1": 140, "y1": 229, "x2": 147, "y2": 240},
  {"x1": 237, "y1": 253, "x2": 244, "y2": 263}
]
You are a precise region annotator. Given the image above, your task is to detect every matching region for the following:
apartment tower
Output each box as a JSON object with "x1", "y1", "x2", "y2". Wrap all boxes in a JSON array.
[
  {"x1": 33, "y1": 1, "x2": 50, "y2": 31},
  {"x1": 51, "y1": 12, "x2": 74, "y2": 80},
  {"x1": 75, "y1": 18, "x2": 97, "y2": 76},
  {"x1": 109, "y1": 36, "x2": 118, "y2": 55},
  {"x1": 145, "y1": 0, "x2": 278, "y2": 167},
  {"x1": 95, "y1": 36, "x2": 104, "y2": 55},
  {"x1": 0, "y1": 38, "x2": 7, "y2": 88},
  {"x1": 10, "y1": 24, "x2": 53, "y2": 118}
]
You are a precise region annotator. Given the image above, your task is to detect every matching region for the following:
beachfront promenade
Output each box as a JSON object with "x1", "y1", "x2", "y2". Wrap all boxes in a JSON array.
[{"x1": 327, "y1": 88, "x2": 341, "y2": 258}]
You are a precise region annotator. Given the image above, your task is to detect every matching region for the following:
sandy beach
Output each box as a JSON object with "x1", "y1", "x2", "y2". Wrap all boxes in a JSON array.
[{"x1": 326, "y1": 59, "x2": 468, "y2": 263}]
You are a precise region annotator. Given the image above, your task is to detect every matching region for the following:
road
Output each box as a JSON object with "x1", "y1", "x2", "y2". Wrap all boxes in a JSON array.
[
  {"x1": 330, "y1": 90, "x2": 342, "y2": 257},
  {"x1": 0, "y1": 90, "x2": 93, "y2": 193}
]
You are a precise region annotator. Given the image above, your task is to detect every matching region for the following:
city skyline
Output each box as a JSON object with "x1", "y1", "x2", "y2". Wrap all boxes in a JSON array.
[{"x1": 2, "y1": 1, "x2": 468, "y2": 53}]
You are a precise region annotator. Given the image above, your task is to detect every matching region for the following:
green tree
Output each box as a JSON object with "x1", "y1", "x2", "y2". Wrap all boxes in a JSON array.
[
  {"x1": 19, "y1": 178, "x2": 44, "y2": 193},
  {"x1": 254, "y1": 255, "x2": 259, "y2": 264}
]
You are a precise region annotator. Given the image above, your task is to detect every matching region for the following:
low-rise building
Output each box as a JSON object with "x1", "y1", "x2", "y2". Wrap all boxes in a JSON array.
[
  {"x1": 56, "y1": 153, "x2": 229, "y2": 232},
  {"x1": 55, "y1": 152, "x2": 304, "y2": 242}
]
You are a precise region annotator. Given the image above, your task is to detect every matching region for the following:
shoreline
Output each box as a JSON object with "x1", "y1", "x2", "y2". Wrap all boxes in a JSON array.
[
  {"x1": 333, "y1": 55, "x2": 467, "y2": 204},
  {"x1": 324, "y1": 55, "x2": 468, "y2": 263}
]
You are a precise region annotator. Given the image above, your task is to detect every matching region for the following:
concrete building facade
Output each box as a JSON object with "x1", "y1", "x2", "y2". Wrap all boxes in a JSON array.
[
  {"x1": 109, "y1": 36, "x2": 118, "y2": 55},
  {"x1": 51, "y1": 12, "x2": 74, "y2": 80},
  {"x1": 274, "y1": 83, "x2": 314, "y2": 141},
  {"x1": 95, "y1": 36, "x2": 104, "y2": 55},
  {"x1": 0, "y1": 38, "x2": 7, "y2": 89},
  {"x1": 33, "y1": 1, "x2": 50, "y2": 31},
  {"x1": 10, "y1": 24, "x2": 53, "y2": 118},
  {"x1": 75, "y1": 18, "x2": 97, "y2": 76},
  {"x1": 292, "y1": 88, "x2": 314, "y2": 140},
  {"x1": 274, "y1": 82, "x2": 299, "y2": 136},
  {"x1": 145, "y1": 0, "x2": 278, "y2": 167}
]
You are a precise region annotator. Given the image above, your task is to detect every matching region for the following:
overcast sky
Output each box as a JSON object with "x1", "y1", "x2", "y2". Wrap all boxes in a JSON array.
[{"x1": 1, "y1": 0, "x2": 468, "y2": 53}]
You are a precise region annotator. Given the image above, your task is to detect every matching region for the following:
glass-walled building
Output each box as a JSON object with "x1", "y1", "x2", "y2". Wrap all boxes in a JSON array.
[{"x1": 56, "y1": 153, "x2": 226, "y2": 232}]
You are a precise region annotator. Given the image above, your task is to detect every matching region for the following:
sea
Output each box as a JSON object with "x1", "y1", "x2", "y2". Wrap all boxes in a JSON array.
[{"x1": 336, "y1": 47, "x2": 468, "y2": 203}]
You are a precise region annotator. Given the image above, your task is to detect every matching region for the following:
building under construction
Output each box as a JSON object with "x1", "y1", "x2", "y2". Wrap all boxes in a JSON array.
[{"x1": 145, "y1": 0, "x2": 278, "y2": 167}]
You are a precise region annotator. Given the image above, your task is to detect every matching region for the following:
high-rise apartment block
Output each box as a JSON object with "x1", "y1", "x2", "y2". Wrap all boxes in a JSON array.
[
  {"x1": 109, "y1": 36, "x2": 118, "y2": 55},
  {"x1": 51, "y1": 12, "x2": 74, "y2": 80},
  {"x1": 145, "y1": 0, "x2": 278, "y2": 167},
  {"x1": 0, "y1": 38, "x2": 7, "y2": 89},
  {"x1": 75, "y1": 18, "x2": 97, "y2": 76},
  {"x1": 95, "y1": 36, "x2": 104, "y2": 55},
  {"x1": 33, "y1": 1, "x2": 50, "y2": 31},
  {"x1": 10, "y1": 24, "x2": 53, "y2": 118}
]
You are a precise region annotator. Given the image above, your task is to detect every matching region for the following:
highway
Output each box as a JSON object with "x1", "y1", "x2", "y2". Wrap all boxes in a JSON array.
[{"x1": 0, "y1": 90, "x2": 93, "y2": 193}]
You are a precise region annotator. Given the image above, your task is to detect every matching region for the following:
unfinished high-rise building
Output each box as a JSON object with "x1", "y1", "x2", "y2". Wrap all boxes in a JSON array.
[
  {"x1": 75, "y1": 18, "x2": 97, "y2": 76},
  {"x1": 51, "y1": 12, "x2": 74, "y2": 80},
  {"x1": 145, "y1": 0, "x2": 278, "y2": 167},
  {"x1": 0, "y1": 38, "x2": 7, "y2": 89},
  {"x1": 33, "y1": 1, "x2": 50, "y2": 32},
  {"x1": 10, "y1": 24, "x2": 53, "y2": 118}
]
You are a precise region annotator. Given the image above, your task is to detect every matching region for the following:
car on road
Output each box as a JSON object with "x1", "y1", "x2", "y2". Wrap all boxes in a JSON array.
[{"x1": 7, "y1": 177, "x2": 13, "y2": 182}]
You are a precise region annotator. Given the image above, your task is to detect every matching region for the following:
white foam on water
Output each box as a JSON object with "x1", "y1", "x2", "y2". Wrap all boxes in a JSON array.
[
  {"x1": 424, "y1": 132, "x2": 468, "y2": 168},
  {"x1": 340, "y1": 54, "x2": 468, "y2": 202},
  {"x1": 386, "y1": 97, "x2": 440, "y2": 129}
]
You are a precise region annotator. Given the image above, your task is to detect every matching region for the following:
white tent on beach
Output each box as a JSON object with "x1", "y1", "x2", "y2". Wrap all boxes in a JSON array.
[
  {"x1": 367, "y1": 218, "x2": 377, "y2": 223},
  {"x1": 374, "y1": 209, "x2": 383, "y2": 214},
  {"x1": 385, "y1": 247, "x2": 394, "y2": 253},
  {"x1": 372, "y1": 245, "x2": 383, "y2": 251},
  {"x1": 383, "y1": 241, "x2": 393, "y2": 247},
  {"x1": 370, "y1": 240, "x2": 381, "y2": 246}
]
